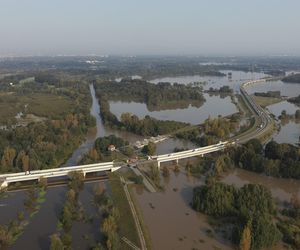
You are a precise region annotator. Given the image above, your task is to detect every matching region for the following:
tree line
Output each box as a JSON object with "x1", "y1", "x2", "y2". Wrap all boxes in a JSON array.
[
  {"x1": 94, "y1": 78, "x2": 205, "y2": 110},
  {"x1": 230, "y1": 139, "x2": 300, "y2": 179}
]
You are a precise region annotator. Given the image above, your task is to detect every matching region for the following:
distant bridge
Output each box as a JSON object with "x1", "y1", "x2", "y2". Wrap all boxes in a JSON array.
[{"x1": 0, "y1": 162, "x2": 119, "y2": 189}]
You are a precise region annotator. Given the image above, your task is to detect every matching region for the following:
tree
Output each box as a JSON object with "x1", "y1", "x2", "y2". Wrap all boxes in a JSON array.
[
  {"x1": 239, "y1": 223, "x2": 252, "y2": 250},
  {"x1": 106, "y1": 232, "x2": 120, "y2": 250},
  {"x1": 142, "y1": 142, "x2": 156, "y2": 155},
  {"x1": 1, "y1": 147, "x2": 16, "y2": 171},
  {"x1": 93, "y1": 184, "x2": 108, "y2": 206},
  {"x1": 174, "y1": 164, "x2": 180, "y2": 173},
  {"x1": 68, "y1": 171, "x2": 84, "y2": 193},
  {"x1": 38, "y1": 177, "x2": 48, "y2": 190},
  {"x1": 236, "y1": 184, "x2": 276, "y2": 220},
  {"x1": 162, "y1": 166, "x2": 170, "y2": 178},
  {"x1": 0, "y1": 225, "x2": 13, "y2": 249},
  {"x1": 61, "y1": 204, "x2": 73, "y2": 232},
  {"x1": 24, "y1": 186, "x2": 37, "y2": 212},
  {"x1": 251, "y1": 215, "x2": 282, "y2": 249},
  {"x1": 21, "y1": 154, "x2": 30, "y2": 173},
  {"x1": 215, "y1": 155, "x2": 233, "y2": 176},
  {"x1": 149, "y1": 164, "x2": 160, "y2": 185},
  {"x1": 192, "y1": 183, "x2": 236, "y2": 216},
  {"x1": 245, "y1": 139, "x2": 263, "y2": 154},
  {"x1": 89, "y1": 148, "x2": 99, "y2": 161},
  {"x1": 295, "y1": 109, "x2": 300, "y2": 119},
  {"x1": 50, "y1": 234, "x2": 64, "y2": 250},
  {"x1": 61, "y1": 232, "x2": 72, "y2": 248}
]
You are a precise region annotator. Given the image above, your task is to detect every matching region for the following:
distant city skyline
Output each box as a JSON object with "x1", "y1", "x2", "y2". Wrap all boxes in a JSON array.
[{"x1": 0, "y1": 0, "x2": 300, "y2": 56}]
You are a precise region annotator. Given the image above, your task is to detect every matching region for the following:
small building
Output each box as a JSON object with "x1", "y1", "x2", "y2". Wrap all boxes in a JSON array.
[{"x1": 107, "y1": 144, "x2": 116, "y2": 152}]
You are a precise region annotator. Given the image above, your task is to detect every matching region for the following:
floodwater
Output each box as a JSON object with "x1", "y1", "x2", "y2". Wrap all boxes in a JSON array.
[
  {"x1": 222, "y1": 168, "x2": 300, "y2": 204},
  {"x1": 155, "y1": 138, "x2": 197, "y2": 154},
  {"x1": 133, "y1": 169, "x2": 234, "y2": 250},
  {"x1": 267, "y1": 101, "x2": 299, "y2": 145},
  {"x1": 244, "y1": 80, "x2": 300, "y2": 145},
  {"x1": 150, "y1": 70, "x2": 268, "y2": 92},
  {"x1": 109, "y1": 93, "x2": 238, "y2": 125},
  {"x1": 133, "y1": 165, "x2": 300, "y2": 250},
  {"x1": 71, "y1": 181, "x2": 108, "y2": 250},
  {"x1": 0, "y1": 191, "x2": 26, "y2": 225},
  {"x1": 5, "y1": 181, "x2": 107, "y2": 250},
  {"x1": 12, "y1": 186, "x2": 67, "y2": 250},
  {"x1": 246, "y1": 80, "x2": 300, "y2": 98},
  {"x1": 268, "y1": 101, "x2": 299, "y2": 118},
  {"x1": 273, "y1": 121, "x2": 300, "y2": 145}
]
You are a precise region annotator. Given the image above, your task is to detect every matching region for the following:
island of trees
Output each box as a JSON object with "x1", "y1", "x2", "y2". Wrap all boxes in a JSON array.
[
  {"x1": 282, "y1": 73, "x2": 300, "y2": 83},
  {"x1": 94, "y1": 78, "x2": 205, "y2": 111},
  {"x1": 288, "y1": 94, "x2": 300, "y2": 106},
  {"x1": 254, "y1": 91, "x2": 281, "y2": 98}
]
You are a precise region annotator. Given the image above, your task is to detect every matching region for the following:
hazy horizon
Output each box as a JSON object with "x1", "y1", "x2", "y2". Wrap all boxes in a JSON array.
[{"x1": 1, "y1": 0, "x2": 300, "y2": 57}]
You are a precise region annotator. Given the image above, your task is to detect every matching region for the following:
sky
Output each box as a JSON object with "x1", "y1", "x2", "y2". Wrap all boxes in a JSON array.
[{"x1": 0, "y1": 0, "x2": 300, "y2": 56}]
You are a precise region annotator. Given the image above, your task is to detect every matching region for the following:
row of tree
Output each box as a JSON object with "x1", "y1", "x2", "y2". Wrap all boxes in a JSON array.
[
  {"x1": 50, "y1": 171, "x2": 85, "y2": 249},
  {"x1": 230, "y1": 139, "x2": 300, "y2": 179}
]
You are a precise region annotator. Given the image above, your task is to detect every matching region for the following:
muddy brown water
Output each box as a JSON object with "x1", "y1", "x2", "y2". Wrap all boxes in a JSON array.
[
  {"x1": 133, "y1": 167, "x2": 234, "y2": 250},
  {"x1": 133, "y1": 162, "x2": 300, "y2": 250}
]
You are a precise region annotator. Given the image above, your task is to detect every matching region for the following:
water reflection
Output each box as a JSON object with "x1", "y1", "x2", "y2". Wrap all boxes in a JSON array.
[
  {"x1": 12, "y1": 186, "x2": 67, "y2": 250},
  {"x1": 150, "y1": 70, "x2": 268, "y2": 92},
  {"x1": 245, "y1": 80, "x2": 300, "y2": 145},
  {"x1": 109, "y1": 93, "x2": 238, "y2": 125},
  {"x1": 268, "y1": 101, "x2": 299, "y2": 117},
  {"x1": 246, "y1": 80, "x2": 300, "y2": 98},
  {"x1": 273, "y1": 121, "x2": 300, "y2": 145}
]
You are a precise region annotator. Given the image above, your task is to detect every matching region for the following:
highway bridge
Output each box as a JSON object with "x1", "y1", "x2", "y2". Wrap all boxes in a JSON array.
[
  {"x1": 151, "y1": 141, "x2": 231, "y2": 168},
  {"x1": 0, "y1": 162, "x2": 119, "y2": 189}
]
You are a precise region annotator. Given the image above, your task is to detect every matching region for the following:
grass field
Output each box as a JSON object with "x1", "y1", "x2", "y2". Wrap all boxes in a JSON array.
[
  {"x1": 108, "y1": 172, "x2": 141, "y2": 249},
  {"x1": 0, "y1": 92, "x2": 74, "y2": 124},
  {"x1": 251, "y1": 95, "x2": 282, "y2": 108}
]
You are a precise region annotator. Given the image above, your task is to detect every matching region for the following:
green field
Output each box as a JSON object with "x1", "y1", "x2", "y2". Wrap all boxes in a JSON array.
[
  {"x1": 108, "y1": 172, "x2": 141, "y2": 249},
  {"x1": 0, "y1": 92, "x2": 74, "y2": 124},
  {"x1": 251, "y1": 95, "x2": 282, "y2": 108}
]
